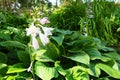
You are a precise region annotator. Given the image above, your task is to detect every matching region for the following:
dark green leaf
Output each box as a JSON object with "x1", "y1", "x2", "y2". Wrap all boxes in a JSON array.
[
  {"x1": 0, "y1": 52, "x2": 7, "y2": 63},
  {"x1": 0, "y1": 41, "x2": 26, "y2": 49},
  {"x1": 43, "y1": 42, "x2": 60, "y2": 61},
  {"x1": 0, "y1": 33, "x2": 11, "y2": 40},
  {"x1": 52, "y1": 35, "x2": 64, "y2": 45},
  {"x1": 85, "y1": 48, "x2": 101, "y2": 60},
  {"x1": 17, "y1": 51, "x2": 30, "y2": 64},
  {"x1": 103, "y1": 52, "x2": 120, "y2": 61}
]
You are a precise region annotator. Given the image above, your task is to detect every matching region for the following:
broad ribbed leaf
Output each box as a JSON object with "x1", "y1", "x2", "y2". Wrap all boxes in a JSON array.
[
  {"x1": 52, "y1": 35, "x2": 64, "y2": 45},
  {"x1": 89, "y1": 64, "x2": 100, "y2": 77},
  {"x1": 44, "y1": 43, "x2": 60, "y2": 61},
  {"x1": 17, "y1": 51, "x2": 30, "y2": 64},
  {"x1": 35, "y1": 61, "x2": 58, "y2": 80},
  {"x1": 0, "y1": 52, "x2": 7, "y2": 63},
  {"x1": 7, "y1": 63, "x2": 27, "y2": 74},
  {"x1": 103, "y1": 52, "x2": 120, "y2": 61},
  {"x1": 85, "y1": 48, "x2": 101, "y2": 60},
  {"x1": 0, "y1": 41, "x2": 26, "y2": 49},
  {"x1": 96, "y1": 63, "x2": 120, "y2": 79},
  {"x1": 65, "y1": 51, "x2": 90, "y2": 64}
]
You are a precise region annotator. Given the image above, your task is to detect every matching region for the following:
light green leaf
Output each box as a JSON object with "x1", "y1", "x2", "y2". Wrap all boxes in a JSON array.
[
  {"x1": 117, "y1": 27, "x2": 120, "y2": 32},
  {"x1": 7, "y1": 63, "x2": 27, "y2": 74},
  {"x1": 65, "y1": 66, "x2": 89, "y2": 80},
  {"x1": 0, "y1": 52, "x2": 7, "y2": 63},
  {"x1": 6, "y1": 76, "x2": 15, "y2": 80},
  {"x1": 35, "y1": 61, "x2": 58, "y2": 80},
  {"x1": 52, "y1": 35, "x2": 64, "y2": 45},
  {"x1": 32, "y1": 49, "x2": 54, "y2": 62},
  {"x1": 0, "y1": 63, "x2": 7, "y2": 69},
  {"x1": 65, "y1": 51, "x2": 90, "y2": 64},
  {"x1": 32, "y1": 49, "x2": 46, "y2": 61},
  {"x1": 0, "y1": 41, "x2": 26, "y2": 49},
  {"x1": 36, "y1": 55, "x2": 55, "y2": 62},
  {"x1": 96, "y1": 63, "x2": 120, "y2": 79}
]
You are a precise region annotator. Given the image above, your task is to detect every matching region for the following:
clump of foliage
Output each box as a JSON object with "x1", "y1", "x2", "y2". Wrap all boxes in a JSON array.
[
  {"x1": 0, "y1": 1, "x2": 120, "y2": 80},
  {"x1": 49, "y1": 0, "x2": 86, "y2": 30}
]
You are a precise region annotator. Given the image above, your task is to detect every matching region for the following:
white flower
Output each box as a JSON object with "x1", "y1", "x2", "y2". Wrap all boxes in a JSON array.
[
  {"x1": 87, "y1": 14, "x2": 94, "y2": 18},
  {"x1": 41, "y1": 26, "x2": 54, "y2": 36},
  {"x1": 37, "y1": 11, "x2": 44, "y2": 15},
  {"x1": 39, "y1": 32, "x2": 49, "y2": 46},
  {"x1": 26, "y1": 23, "x2": 40, "y2": 37},
  {"x1": 39, "y1": 17, "x2": 50, "y2": 25},
  {"x1": 26, "y1": 23, "x2": 40, "y2": 49},
  {"x1": 32, "y1": 37, "x2": 39, "y2": 50}
]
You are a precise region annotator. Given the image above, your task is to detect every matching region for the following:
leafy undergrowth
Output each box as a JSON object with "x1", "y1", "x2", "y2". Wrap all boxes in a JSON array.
[{"x1": 0, "y1": 28, "x2": 120, "y2": 80}]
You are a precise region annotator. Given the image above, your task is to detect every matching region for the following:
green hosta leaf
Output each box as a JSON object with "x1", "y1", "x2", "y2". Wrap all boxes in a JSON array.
[
  {"x1": 32, "y1": 49, "x2": 55, "y2": 62},
  {"x1": 35, "y1": 61, "x2": 58, "y2": 80},
  {"x1": 0, "y1": 41, "x2": 26, "y2": 49},
  {"x1": 96, "y1": 63, "x2": 120, "y2": 79},
  {"x1": 32, "y1": 49, "x2": 46, "y2": 61},
  {"x1": 54, "y1": 29, "x2": 72, "y2": 35},
  {"x1": 89, "y1": 64, "x2": 101, "y2": 77},
  {"x1": 101, "y1": 47, "x2": 115, "y2": 52},
  {"x1": 17, "y1": 51, "x2": 30, "y2": 64},
  {"x1": 44, "y1": 43, "x2": 60, "y2": 61},
  {"x1": 6, "y1": 76, "x2": 15, "y2": 80},
  {"x1": 36, "y1": 55, "x2": 55, "y2": 62},
  {"x1": 103, "y1": 52, "x2": 120, "y2": 61},
  {"x1": 65, "y1": 51, "x2": 90, "y2": 65},
  {"x1": 97, "y1": 77, "x2": 110, "y2": 80},
  {"x1": 0, "y1": 52, "x2": 7, "y2": 63},
  {"x1": 85, "y1": 48, "x2": 101, "y2": 60},
  {"x1": 7, "y1": 63, "x2": 27, "y2": 74},
  {"x1": 0, "y1": 63, "x2": 7, "y2": 69},
  {"x1": 100, "y1": 56, "x2": 111, "y2": 62},
  {"x1": 52, "y1": 35, "x2": 64, "y2": 45},
  {"x1": 117, "y1": 27, "x2": 120, "y2": 32},
  {"x1": 65, "y1": 66, "x2": 89, "y2": 80},
  {"x1": 0, "y1": 33, "x2": 11, "y2": 40},
  {"x1": 55, "y1": 61, "x2": 91, "y2": 79},
  {"x1": 55, "y1": 61, "x2": 67, "y2": 76}
]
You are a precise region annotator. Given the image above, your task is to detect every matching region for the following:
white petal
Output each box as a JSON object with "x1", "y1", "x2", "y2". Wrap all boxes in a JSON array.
[
  {"x1": 39, "y1": 32, "x2": 49, "y2": 46},
  {"x1": 32, "y1": 37, "x2": 39, "y2": 50},
  {"x1": 41, "y1": 26, "x2": 54, "y2": 36},
  {"x1": 26, "y1": 23, "x2": 40, "y2": 37},
  {"x1": 40, "y1": 17, "x2": 50, "y2": 25}
]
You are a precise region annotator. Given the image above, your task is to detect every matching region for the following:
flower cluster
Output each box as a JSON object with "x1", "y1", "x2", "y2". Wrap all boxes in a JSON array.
[{"x1": 26, "y1": 18, "x2": 53, "y2": 50}]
